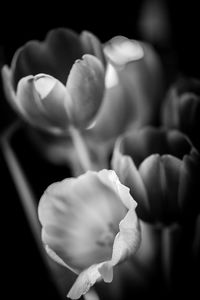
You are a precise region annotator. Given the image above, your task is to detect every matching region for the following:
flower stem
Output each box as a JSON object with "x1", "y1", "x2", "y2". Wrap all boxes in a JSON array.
[
  {"x1": 84, "y1": 288, "x2": 100, "y2": 300},
  {"x1": 162, "y1": 227, "x2": 172, "y2": 289},
  {"x1": 161, "y1": 224, "x2": 180, "y2": 292},
  {"x1": 69, "y1": 126, "x2": 96, "y2": 172}
]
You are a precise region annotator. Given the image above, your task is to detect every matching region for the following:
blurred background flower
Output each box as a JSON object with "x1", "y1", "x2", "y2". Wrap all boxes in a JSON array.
[
  {"x1": 112, "y1": 126, "x2": 200, "y2": 224},
  {"x1": 112, "y1": 126, "x2": 200, "y2": 296},
  {"x1": 161, "y1": 77, "x2": 200, "y2": 152}
]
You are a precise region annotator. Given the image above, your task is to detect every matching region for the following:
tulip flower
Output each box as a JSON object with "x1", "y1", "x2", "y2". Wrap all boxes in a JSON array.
[
  {"x1": 38, "y1": 169, "x2": 140, "y2": 299},
  {"x1": 100, "y1": 36, "x2": 164, "y2": 134},
  {"x1": 2, "y1": 53, "x2": 105, "y2": 132},
  {"x1": 161, "y1": 77, "x2": 200, "y2": 151},
  {"x1": 112, "y1": 126, "x2": 200, "y2": 225},
  {"x1": 5, "y1": 28, "x2": 106, "y2": 89}
]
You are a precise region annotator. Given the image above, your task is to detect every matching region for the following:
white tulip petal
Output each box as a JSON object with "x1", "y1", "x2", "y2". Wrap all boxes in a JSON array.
[
  {"x1": 67, "y1": 263, "x2": 103, "y2": 299},
  {"x1": 38, "y1": 170, "x2": 140, "y2": 299},
  {"x1": 104, "y1": 36, "x2": 144, "y2": 67}
]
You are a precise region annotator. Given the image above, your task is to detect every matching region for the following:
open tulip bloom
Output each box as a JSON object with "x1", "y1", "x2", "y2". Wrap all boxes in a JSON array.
[{"x1": 38, "y1": 170, "x2": 140, "y2": 299}]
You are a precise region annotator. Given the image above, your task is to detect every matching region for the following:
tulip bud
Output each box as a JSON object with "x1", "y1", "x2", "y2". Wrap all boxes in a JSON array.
[
  {"x1": 112, "y1": 126, "x2": 200, "y2": 225},
  {"x1": 162, "y1": 77, "x2": 200, "y2": 151}
]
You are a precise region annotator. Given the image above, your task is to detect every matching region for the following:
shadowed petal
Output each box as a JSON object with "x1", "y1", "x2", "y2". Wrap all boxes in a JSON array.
[
  {"x1": 166, "y1": 130, "x2": 192, "y2": 159},
  {"x1": 119, "y1": 127, "x2": 168, "y2": 168},
  {"x1": 80, "y1": 30, "x2": 106, "y2": 66},
  {"x1": 16, "y1": 75, "x2": 55, "y2": 130},
  {"x1": 66, "y1": 54, "x2": 105, "y2": 128},
  {"x1": 34, "y1": 73, "x2": 70, "y2": 129},
  {"x1": 104, "y1": 36, "x2": 144, "y2": 66},
  {"x1": 12, "y1": 28, "x2": 84, "y2": 88},
  {"x1": 112, "y1": 138, "x2": 150, "y2": 220},
  {"x1": 139, "y1": 154, "x2": 166, "y2": 222},
  {"x1": 89, "y1": 65, "x2": 131, "y2": 140},
  {"x1": 178, "y1": 150, "x2": 200, "y2": 220},
  {"x1": 160, "y1": 155, "x2": 182, "y2": 223}
]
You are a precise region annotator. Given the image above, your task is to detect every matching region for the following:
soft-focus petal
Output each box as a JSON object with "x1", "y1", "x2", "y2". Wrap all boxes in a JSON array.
[
  {"x1": 166, "y1": 130, "x2": 192, "y2": 159},
  {"x1": 113, "y1": 126, "x2": 196, "y2": 224},
  {"x1": 104, "y1": 36, "x2": 144, "y2": 66},
  {"x1": 12, "y1": 28, "x2": 84, "y2": 88},
  {"x1": 162, "y1": 77, "x2": 200, "y2": 151},
  {"x1": 80, "y1": 30, "x2": 106, "y2": 66},
  {"x1": 112, "y1": 137, "x2": 150, "y2": 220},
  {"x1": 104, "y1": 36, "x2": 164, "y2": 128},
  {"x1": 33, "y1": 73, "x2": 69, "y2": 128},
  {"x1": 89, "y1": 64, "x2": 131, "y2": 141},
  {"x1": 139, "y1": 154, "x2": 165, "y2": 222},
  {"x1": 178, "y1": 150, "x2": 200, "y2": 220},
  {"x1": 117, "y1": 127, "x2": 168, "y2": 167},
  {"x1": 161, "y1": 155, "x2": 182, "y2": 222},
  {"x1": 66, "y1": 54, "x2": 105, "y2": 128},
  {"x1": 16, "y1": 75, "x2": 56, "y2": 131},
  {"x1": 139, "y1": 154, "x2": 181, "y2": 224},
  {"x1": 16, "y1": 74, "x2": 69, "y2": 133}
]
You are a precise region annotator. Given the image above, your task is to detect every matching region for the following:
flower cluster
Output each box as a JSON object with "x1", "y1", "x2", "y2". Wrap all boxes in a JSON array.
[{"x1": 1, "y1": 27, "x2": 200, "y2": 299}]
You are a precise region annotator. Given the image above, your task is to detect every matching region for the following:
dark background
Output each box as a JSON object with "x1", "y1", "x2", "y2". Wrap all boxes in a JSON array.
[{"x1": 1, "y1": 1, "x2": 200, "y2": 299}]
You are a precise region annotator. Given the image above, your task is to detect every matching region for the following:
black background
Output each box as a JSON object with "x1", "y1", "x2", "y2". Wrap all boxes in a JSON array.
[{"x1": 1, "y1": 1, "x2": 200, "y2": 299}]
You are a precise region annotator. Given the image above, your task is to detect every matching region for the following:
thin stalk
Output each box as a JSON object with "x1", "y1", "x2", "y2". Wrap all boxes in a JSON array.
[
  {"x1": 0, "y1": 120, "x2": 65, "y2": 298},
  {"x1": 69, "y1": 126, "x2": 97, "y2": 172},
  {"x1": 84, "y1": 288, "x2": 100, "y2": 300},
  {"x1": 161, "y1": 224, "x2": 180, "y2": 292}
]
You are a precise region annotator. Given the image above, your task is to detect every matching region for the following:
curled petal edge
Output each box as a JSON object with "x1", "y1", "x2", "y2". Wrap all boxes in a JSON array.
[{"x1": 67, "y1": 206, "x2": 140, "y2": 299}]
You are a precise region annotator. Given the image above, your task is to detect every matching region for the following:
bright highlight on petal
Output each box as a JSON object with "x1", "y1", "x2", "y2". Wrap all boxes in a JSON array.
[
  {"x1": 34, "y1": 74, "x2": 57, "y2": 99},
  {"x1": 104, "y1": 36, "x2": 144, "y2": 67},
  {"x1": 105, "y1": 63, "x2": 119, "y2": 89},
  {"x1": 38, "y1": 170, "x2": 140, "y2": 299}
]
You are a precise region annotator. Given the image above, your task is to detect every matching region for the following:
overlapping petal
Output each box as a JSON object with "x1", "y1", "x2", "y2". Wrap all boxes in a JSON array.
[
  {"x1": 38, "y1": 170, "x2": 140, "y2": 299},
  {"x1": 112, "y1": 126, "x2": 200, "y2": 224},
  {"x1": 66, "y1": 54, "x2": 105, "y2": 128},
  {"x1": 1, "y1": 28, "x2": 106, "y2": 134},
  {"x1": 104, "y1": 36, "x2": 164, "y2": 129},
  {"x1": 162, "y1": 77, "x2": 200, "y2": 151}
]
